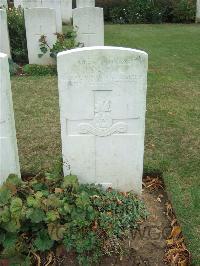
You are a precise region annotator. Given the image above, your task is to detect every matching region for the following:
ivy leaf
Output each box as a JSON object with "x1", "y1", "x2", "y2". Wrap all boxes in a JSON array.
[
  {"x1": 10, "y1": 198, "x2": 23, "y2": 218},
  {"x1": 26, "y1": 196, "x2": 40, "y2": 208},
  {"x1": 62, "y1": 175, "x2": 79, "y2": 191},
  {"x1": 48, "y1": 223, "x2": 67, "y2": 241},
  {"x1": 26, "y1": 208, "x2": 45, "y2": 223},
  {"x1": 32, "y1": 182, "x2": 48, "y2": 192},
  {"x1": 0, "y1": 186, "x2": 12, "y2": 206},
  {"x1": 34, "y1": 230, "x2": 54, "y2": 251},
  {"x1": 3, "y1": 219, "x2": 21, "y2": 232},
  {"x1": 0, "y1": 206, "x2": 10, "y2": 223},
  {"x1": 46, "y1": 210, "x2": 60, "y2": 222},
  {"x1": 0, "y1": 245, "x2": 17, "y2": 258},
  {"x1": 63, "y1": 202, "x2": 71, "y2": 213},
  {"x1": 76, "y1": 192, "x2": 91, "y2": 210},
  {"x1": 3, "y1": 232, "x2": 18, "y2": 249},
  {"x1": 45, "y1": 195, "x2": 61, "y2": 208},
  {"x1": 35, "y1": 191, "x2": 44, "y2": 199}
]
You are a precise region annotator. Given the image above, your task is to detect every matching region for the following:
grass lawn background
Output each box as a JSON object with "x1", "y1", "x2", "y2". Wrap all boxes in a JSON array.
[{"x1": 11, "y1": 24, "x2": 200, "y2": 265}]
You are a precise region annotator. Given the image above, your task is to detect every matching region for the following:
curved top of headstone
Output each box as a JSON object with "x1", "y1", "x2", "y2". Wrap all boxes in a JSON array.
[
  {"x1": 57, "y1": 47, "x2": 148, "y2": 77},
  {"x1": 24, "y1": 7, "x2": 57, "y2": 34},
  {"x1": 57, "y1": 46, "x2": 148, "y2": 61},
  {"x1": 73, "y1": 6, "x2": 103, "y2": 13}
]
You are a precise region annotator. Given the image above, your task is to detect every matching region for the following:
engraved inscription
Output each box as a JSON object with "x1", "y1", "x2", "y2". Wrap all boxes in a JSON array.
[
  {"x1": 79, "y1": 122, "x2": 127, "y2": 137},
  {"x1": 94, "y1": 100, "x2": 112, "y2": 129},
  {"x1": 78, "y1": 92, "x2": 128, "y2": 137}
]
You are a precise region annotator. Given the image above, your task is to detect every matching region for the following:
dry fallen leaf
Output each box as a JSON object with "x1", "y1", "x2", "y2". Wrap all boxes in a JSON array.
[
  {"x1": 169, "y1": 226, "x2": 182, "y2": 239},
  {"x1": 55, "y1": 188, "x2": 64, "y2": 194},
  {"x1": 164, "y1": 202, "x2": 191, "y2": 266},
  {"x1": 143, "y1": 177, "x2": 164, "y2": 191},
  {"x1": 178, "y1": 258, "x2": 188, "y2": 266},
  {"x1": 44, "y1": 252, "x2": 54, "y2": 266},
  {"x1": 92, "y1": 220, "x2": 98, "y2": 231}
]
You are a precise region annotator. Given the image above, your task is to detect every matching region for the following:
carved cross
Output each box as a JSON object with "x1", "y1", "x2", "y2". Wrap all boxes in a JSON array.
[{"x1": 67, "y1": 90, "x2": 140, "y2": 137}]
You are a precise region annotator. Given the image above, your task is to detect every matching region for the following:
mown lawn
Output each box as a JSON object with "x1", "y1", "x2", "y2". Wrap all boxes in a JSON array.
[{"x1": 11, "y1": 24, "x2": 200, "y2": 265}]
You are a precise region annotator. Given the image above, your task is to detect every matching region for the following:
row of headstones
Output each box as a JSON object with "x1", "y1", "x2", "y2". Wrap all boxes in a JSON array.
[
  {"x1": 0, "y1": 0, "x2": 86, "y2": 24},
  {"x1": 0, "y1": 45, "x2": 148, "y2": 194},
  {"x1": 1, "y1": 0, "x2": 200, "y2": 22},
  {"x1": 0, "y1": 0, "x2": 104, "y2": 65}
]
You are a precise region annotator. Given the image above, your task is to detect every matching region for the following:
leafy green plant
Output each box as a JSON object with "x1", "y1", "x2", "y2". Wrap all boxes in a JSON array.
[
  {"x1": 7, "y1": 7, "x2": 28, "y2": 63},
  {"x1": 0, "y1": 173, "x2": 147, "y2": 265},
  {"x1": 22, "y1": 64, "x2": 57, "y2": 76},
  {"x1": 171, "y1": 0, "x2": 196, "y2": 22},
  {"x1": 38, "y1": 30, "x2": 83, "y2": 60},
  {"x1": 96, "y1": 0, "x2": 196, "y2": 23}
]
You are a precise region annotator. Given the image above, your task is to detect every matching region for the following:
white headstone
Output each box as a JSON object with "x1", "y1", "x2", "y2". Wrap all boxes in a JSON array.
[
  {"x1": 42, "y1": 0, "x2": 62, "y2": 33},
  {"x1": 0, "y1": 9, "x2": 10, "y2": 57},
  {"x1": 24, "y1": 7, "x2": 57, "y2": 65},
  {"x1": 0, "y1": 53, "x2": 21, "y2": 185},
  {"x1": 14, "y1": 0, "x2": 23, "y2": 8},
  {"x1": 22, "y1": 0, "x2": 42, "y2": 9},
  {"x1": 196, "y1": 0, "x2": 200, "y2": 23},
  {"x1": 0, "y1": 0, "x2": 7, "y2": 8},
  {"x1": 61, "y1": 0, "x2": 72, "y2": 24},
  {"x1": 57, "y1": 47, "x2": 148, "y2": 194},
  {"x1": 76, "y1": 0, "x2": 95, "y2": 8},
  {"x1": 73, "y1": 7, "x2": 104, "y2": 47}
]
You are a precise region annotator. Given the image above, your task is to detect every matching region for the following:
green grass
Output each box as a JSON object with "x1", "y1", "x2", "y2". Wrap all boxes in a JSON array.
[{"x1": 11, "y1": 24, "x2": 200, "y2": 264}]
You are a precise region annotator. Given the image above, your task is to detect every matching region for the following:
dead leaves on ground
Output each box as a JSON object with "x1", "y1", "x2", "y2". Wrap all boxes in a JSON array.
[
  {"x1": 164, "y1": 202, "x2": 191, "y2": 266},
  {"x1": 143, "y1": 176, "x2": 164, "y2": 191},
  {"x1": 32, "y1": 251, "x2": 54, "y2": 266},
  {"x1": 144, "y1": 176, "x2": 191, "y2": 265}
]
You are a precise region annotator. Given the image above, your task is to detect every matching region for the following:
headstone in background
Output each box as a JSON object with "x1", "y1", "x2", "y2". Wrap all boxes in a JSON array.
[
  {"x1": 22, "y1": 0, "x2": 42, "y2": 9},
  {"x1": 14, "y1": 0, "x2": 23, "y2": 8},
  {"x1": 42, "y1": 0, "x2": 62, "y2": 33},
  {"x1": 73, "y1": 7, "x2": 104, "y2": 47},
  {"x1": 61, "y1": 0, "x2": 72, "y2": 24},
  {"x1": 57, "y1": 47, "x2": 148, "y2": 194},
  {"x1": 23, "y1": 0, "x2": 62, "y2": 32},
  {"x1": 24, "y1": 7, "x2": 57, "y2": 65},
  {"x1": 196, "y1": 0, "x2": 200, "y2": 23},
  {"x1": 0, "y1": 9, "x2": 10, "y2": 57},
  {"x1": 76, "y1": 0, "x2": 95, "y2": 8},
  {"x1": 0, "y1": 53, "x2": 21, "y2": 185},
  {"x1": 0, "y1": 0, "x2": 7, "y2": 8}
]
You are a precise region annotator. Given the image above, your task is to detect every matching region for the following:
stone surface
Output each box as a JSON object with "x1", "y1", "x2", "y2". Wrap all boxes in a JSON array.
[
  {"x1": 57, "y1": 47, "x2": 148, "y2": 194},
  {"x1": 0, "y1": 53, "x2": 20, "y2": 185},
  {"x1": 61, "y1": 0, "x2": 72, "y2": 24},
  {"x1": 42, "y1": 0, "x2": 62, "y2": 33},
  {"x1": 14, "y1": 0, "x2": 23, "y2": 7},
  {"x1": 0, "y1": 9, "x2": 10, "y2": 57},
  {"x1": 73, "y1": 7, "x2": 104, "y2": 47},
  {"x1": 24, "y1": 7, "x2": 57, "y2": 65},
  {"x1": 76, "y1": 0, "x2": 95, "y2": 8},
  {"x1": 196, "y1": 0, "x2": 200, "y2": 22},
  {"x1": 23, "y1": 0, "x2": 62, "y2": 32},
  {"x1": 22, "y1": 0, "x2": 42, "y2": 9},
  {"x1": 0, "y1": 0, "x2": 7, "y2": 8}
]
